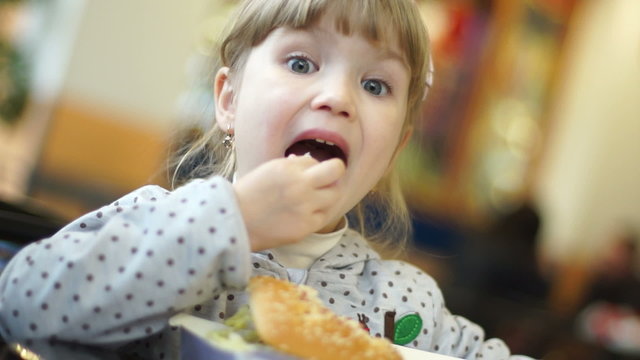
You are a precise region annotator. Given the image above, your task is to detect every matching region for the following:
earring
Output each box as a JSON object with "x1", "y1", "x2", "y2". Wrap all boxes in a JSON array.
[{"x1": 222, "y1": 124, "x2": 234, "y2": 149}]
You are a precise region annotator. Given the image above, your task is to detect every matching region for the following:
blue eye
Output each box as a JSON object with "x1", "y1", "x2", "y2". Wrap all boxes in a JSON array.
[
  {"x1": 287, "y1": 57, "x2": 315, "y2": 74},
  {"x1": 362, "y1": 79, "x2": 390, "y2": 96}
]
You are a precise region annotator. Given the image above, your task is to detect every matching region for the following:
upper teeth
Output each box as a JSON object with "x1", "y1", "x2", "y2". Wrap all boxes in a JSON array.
[{"x1": 314, "y1": 138, "x2": 335, "y2": 146}]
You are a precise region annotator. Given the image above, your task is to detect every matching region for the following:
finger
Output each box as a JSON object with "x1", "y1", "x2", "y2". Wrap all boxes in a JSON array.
[
  {"x1": 305, "y1": 158, "x2": 346, "y2": 187},
  {"x1": 286, "y1": 153, "x2": 319, "y2": 168}
]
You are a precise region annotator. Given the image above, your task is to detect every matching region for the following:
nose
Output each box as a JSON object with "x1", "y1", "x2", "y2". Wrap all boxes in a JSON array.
[{"x1": 310, "y1": 73, "x2": 357, "y2": 119}]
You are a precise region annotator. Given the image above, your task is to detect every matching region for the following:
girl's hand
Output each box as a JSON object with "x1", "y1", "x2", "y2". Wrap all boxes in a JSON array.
[{"x1": 233, "y1": 155, "x2": 345, "y2": 251}]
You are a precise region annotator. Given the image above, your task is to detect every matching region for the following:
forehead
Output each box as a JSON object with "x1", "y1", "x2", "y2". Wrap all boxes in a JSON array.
[
  {"x1": 320, "y1": 3, "x2": 401, "y2": 43},
  {"x1": 313, "y1": 7, "x2": 406, "y2": 59},
  {"x1": 249, "y1": 1, "x2": 408, "y2": 57}
]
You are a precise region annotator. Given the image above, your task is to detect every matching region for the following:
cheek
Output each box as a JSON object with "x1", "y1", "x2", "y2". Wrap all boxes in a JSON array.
[
  {"x1": 233, "y1": 103, "x2": 293, "y2": 174},
  {"x1": 359, "y1": 127, "x2": 401, "y2": 179},
  {"x1": 370, "y1": 113, "x2": 405, "y2": 157},
  {"x1": 234, "y1": 73, "x2": 299, "y2": 130}
]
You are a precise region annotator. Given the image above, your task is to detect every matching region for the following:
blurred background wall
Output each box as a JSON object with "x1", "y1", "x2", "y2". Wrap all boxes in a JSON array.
[
  {"x1": 536, "y1": 0, "x2": 640, "y2": 264},
  {"x1": 0, "y1": 0, "x2": 235, "y2": 215},
  {"x1": 1, "y1": 0, "x2": 639, "y2": 358}
]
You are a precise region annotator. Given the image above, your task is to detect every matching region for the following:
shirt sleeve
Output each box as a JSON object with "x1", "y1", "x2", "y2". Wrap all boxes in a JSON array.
[{"x1": 0, "y1": 176, "x2": 251, "y2": 346}]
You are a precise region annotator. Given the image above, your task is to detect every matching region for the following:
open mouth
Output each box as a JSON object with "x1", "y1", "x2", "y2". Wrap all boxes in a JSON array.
[{"x1": 284, "y1": 138, "x2": 348, "y2": 166}]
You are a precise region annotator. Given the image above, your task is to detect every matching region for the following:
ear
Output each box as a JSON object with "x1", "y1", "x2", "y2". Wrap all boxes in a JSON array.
[{"x1": 214, "y1": 66, "x2": 235, "y2": 132}]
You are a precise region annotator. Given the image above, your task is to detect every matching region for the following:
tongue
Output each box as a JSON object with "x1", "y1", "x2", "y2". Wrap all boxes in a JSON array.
[{"x1": 286, "y1": 141, "x2": 335, "y2": 162}]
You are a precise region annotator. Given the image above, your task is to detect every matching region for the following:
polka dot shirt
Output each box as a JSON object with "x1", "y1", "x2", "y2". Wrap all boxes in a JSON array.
[{"x1": 0, "y1": 176, "x2": 533, "y2": 360}]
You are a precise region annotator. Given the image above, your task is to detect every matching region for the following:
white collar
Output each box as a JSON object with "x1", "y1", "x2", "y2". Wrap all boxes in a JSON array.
[{"x1": 270, "y1": 217, "x2": 348, "y2": 269}]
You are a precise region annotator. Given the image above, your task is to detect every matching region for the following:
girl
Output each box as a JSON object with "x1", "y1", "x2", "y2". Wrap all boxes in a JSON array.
[{"x1": 0, "y1": 0, "x2": 533, "y2": 359}]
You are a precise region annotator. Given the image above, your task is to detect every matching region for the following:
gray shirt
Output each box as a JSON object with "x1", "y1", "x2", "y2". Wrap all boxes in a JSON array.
[{"x1": 0, "y1": 176, "x2": 533, "y2": 359}]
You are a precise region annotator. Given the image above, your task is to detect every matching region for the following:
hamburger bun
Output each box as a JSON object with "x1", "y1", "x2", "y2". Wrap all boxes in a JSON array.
[{"x1": 248, "y1": 276, "x2": 401, "y2": 360}]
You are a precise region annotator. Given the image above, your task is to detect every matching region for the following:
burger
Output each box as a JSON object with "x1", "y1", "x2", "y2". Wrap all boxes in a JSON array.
[{"x1": 206, "y1": 276, "x2": 401, "y2": 360}]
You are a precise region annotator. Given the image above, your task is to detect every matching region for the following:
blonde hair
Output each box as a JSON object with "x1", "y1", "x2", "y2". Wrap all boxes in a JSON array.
[{"x1": 170, "y1": 0, "x2": 431, "y2": 252}]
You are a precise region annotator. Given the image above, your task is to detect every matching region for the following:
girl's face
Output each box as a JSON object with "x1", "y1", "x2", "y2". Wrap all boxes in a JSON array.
[{"x1": 216, "y1": 14, "x2": 411, "y2": 231}]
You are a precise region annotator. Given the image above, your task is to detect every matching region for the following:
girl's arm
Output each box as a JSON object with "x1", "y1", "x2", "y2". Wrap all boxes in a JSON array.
[{"x1": 0, "y1": 176, "x2": 251, "y2": 346}]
